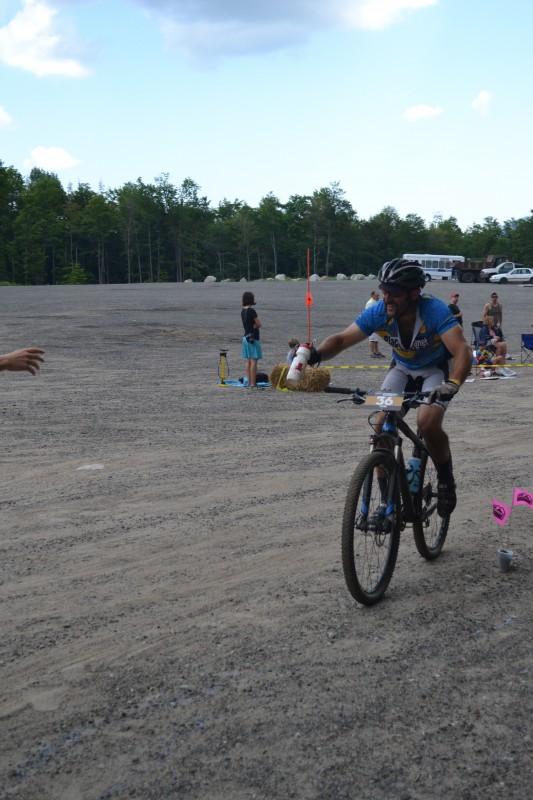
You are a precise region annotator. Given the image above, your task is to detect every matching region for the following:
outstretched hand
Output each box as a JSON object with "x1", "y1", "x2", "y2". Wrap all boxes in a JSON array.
[
  {"x1": 307, "y1": 345, "x2": 322, "y2": 366},
  {"x1": 0, "y1": 348, "x2": 45, "y2": 375}
]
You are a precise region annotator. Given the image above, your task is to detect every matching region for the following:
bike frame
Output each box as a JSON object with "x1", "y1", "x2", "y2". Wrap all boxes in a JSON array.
[{"x1": 368, "y1": 410, "x2": 428, "y2": 525}]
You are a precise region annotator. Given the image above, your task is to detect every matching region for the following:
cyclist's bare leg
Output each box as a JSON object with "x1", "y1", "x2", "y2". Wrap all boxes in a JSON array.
[
  {"x1": 373, "y1": 368, "x2": 409, "y2": 500},
  {"x1": 416, "y1": 403, "x2": 451, "y2": 465},
  {"x1": 416, "y1": 402, "x2": 456, "y2": 515}
]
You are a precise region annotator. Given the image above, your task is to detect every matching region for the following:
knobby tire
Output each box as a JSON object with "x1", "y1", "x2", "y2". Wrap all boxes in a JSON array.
[
  {"x1": 412, "y1": 448, "x2": 449, "y2": 559},
  {"x1": 342, "y1": 450, "x2": 401, "y2": 605}
]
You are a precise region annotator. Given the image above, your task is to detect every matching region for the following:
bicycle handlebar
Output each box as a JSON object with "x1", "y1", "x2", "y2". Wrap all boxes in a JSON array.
[
  {"x1": 324, "y1": 386, "x2": 432, "y2": 407},
  {"x1": 324, "y1": 386, "x2": 366, "y2": 395}
]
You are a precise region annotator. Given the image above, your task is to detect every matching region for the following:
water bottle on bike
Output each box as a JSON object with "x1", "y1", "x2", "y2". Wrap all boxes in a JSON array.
[{"x1": 406, "y1": 456, "x2": 421, "y2": 494}]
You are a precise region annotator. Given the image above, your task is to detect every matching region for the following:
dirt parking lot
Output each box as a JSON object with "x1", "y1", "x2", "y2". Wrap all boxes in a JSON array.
[{"x1": 1, "y1": 279, "x2": 533, "y2": 800}]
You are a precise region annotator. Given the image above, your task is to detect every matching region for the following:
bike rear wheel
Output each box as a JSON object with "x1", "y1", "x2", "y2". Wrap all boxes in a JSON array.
[
  {"x1": 342, "y1": 450, "x2": 401, "y2": 605},
  {"x1": 412, "y1": 449, "x2": 449, "y2": 559}
]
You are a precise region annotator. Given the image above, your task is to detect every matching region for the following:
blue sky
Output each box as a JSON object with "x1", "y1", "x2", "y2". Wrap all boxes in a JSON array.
[{"x1": 1, "y1": 0, "x2": 532, "y2": 227}]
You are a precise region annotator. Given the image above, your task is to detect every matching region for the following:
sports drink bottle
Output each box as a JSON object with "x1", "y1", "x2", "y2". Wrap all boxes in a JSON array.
[{"x1": 286, "y1": 344, "x2": 311, "y2": 385}]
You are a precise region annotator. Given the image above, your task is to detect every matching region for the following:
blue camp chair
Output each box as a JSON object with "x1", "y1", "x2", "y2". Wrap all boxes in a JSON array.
[{"x1": 521, "y1": 333, "x2": 533, "y2": 363}]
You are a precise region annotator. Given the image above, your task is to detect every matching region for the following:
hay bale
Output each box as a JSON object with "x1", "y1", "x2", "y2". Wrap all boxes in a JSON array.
[
  {"x1": 300, "y1": 366, "x2": 331, "y2": 391},
  {"x1": 269, "y1": 363, "x2": 289, "y2": 388},
  {"x1": 269, "y1": 363, "x2": 330, "y2": 392}
]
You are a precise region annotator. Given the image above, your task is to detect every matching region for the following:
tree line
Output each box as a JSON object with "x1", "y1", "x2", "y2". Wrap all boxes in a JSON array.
[{"x1": 1, "y1": 161, "x2": 533, "y2": 285}]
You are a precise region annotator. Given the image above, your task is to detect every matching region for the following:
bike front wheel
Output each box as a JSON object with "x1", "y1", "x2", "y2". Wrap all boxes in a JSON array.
[
  {"x1": 342, "y1": 450, "x2": 401, "y2": 605},
  {"x1": 412, "y1": 449, "x2": 449, "y2": 559}
]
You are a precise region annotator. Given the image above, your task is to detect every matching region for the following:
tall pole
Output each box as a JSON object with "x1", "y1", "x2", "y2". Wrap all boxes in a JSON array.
[{"x1": 306, "y1": 247, "x2": 313, "y2": 343}]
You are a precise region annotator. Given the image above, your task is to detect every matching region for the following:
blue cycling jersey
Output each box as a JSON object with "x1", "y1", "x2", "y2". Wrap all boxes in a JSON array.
[{"x1": 355, "y1": 294, "x2": 458, "y2": 369}]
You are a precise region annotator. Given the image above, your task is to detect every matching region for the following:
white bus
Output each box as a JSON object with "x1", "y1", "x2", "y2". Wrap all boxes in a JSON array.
[{"x1": 402, "y1": 253, "x2": 464, "y2": 281}]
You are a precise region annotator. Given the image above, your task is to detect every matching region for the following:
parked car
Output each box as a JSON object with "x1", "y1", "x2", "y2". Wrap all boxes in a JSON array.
[
  {"x1": 480, "y1": 261, "x2": 517, "y2": 281},
  {"x1": 422, "y1": 266, "x2": 454, "y2": 281},
  {"x1": 489, "y1": 267, "x2": 533, "y2": 284}
]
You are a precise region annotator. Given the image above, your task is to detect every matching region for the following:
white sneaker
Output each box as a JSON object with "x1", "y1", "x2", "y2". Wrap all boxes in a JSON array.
[{"x1": 496, "y1": 367, "x2": 516, "y2": 378}]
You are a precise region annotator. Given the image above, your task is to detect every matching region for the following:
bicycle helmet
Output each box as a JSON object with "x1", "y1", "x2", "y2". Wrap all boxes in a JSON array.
[{"x1": 378, "y1": 258, "x2": 426, "y2": 289}]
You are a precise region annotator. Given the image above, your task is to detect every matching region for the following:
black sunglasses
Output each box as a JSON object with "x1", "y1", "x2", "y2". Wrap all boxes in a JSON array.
[{"x1": 379, "y1": 283, "x2": 408, "y2": 297}]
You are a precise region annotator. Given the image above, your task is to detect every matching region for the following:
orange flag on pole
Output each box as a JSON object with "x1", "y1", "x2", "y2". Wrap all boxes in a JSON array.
[{"x1": 306, "y1": 247, "x2": 313, "y2": 343}]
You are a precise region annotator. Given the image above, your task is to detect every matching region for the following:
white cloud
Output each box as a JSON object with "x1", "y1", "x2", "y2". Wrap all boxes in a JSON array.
[
  {"x1": 472, "y1": 90, "x2": 491, "y2": 115},
  {"x1": 340, "y1": 0, "x2": 438, "y2": 31},
  {"x1": 24, "y1": 145, "x2": 79, "y2": 170},
  {"x1": 0, "y1": 0, "x2": 89, "y2": 77},
  {"x1": 403, "y1": 104, "x2": 443, "y2": 121},
  {"x1": 134, "y1": 0, "x2": 438, "y2": 55},
  {"x1": 0, "y1": 105, "x2": 13, "y2": 127}
]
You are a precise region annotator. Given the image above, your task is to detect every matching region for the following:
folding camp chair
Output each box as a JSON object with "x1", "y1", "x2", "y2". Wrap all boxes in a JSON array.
[
  {"x1": 471, "y1": 321, "x2": 484, "y2": 349},
  {"x1": 521, "y1": 333, "x2": 533, "y2": 363}
]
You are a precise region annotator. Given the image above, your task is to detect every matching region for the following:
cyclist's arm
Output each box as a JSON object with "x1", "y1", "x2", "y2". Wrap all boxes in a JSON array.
[
  {"x1": 440, "y1": 327, "x2": 472, "y2": 385},
  {"x1": 316, "y1": 323, "x2": 367, "y2": 361}
]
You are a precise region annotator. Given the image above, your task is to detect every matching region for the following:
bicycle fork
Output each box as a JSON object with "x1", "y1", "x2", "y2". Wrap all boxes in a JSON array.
[
  {"x1": 358, "y1": 450, "x2": 399, "y2": 535},
  {"x1": 359, "y1": 443, "x2": 421, "y2": 534}
]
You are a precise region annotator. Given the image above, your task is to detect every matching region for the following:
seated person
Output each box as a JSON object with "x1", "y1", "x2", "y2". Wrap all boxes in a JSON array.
[
  {"x1": 478, "y1": 317, "x2": 507, "y2": 363},
  {"x1": 287, "y1": 337, "x2": 300, "y2": 365}
]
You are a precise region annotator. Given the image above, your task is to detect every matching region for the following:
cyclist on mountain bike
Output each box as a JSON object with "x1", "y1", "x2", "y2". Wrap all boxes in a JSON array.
[{"x1": 308, "y1": 258, "x2": 472, "y2": 516}]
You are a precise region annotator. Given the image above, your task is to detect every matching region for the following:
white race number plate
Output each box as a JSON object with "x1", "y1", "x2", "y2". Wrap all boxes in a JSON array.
[{"x1": 364, "y1": 394, "x2": 404, "y2": 408}]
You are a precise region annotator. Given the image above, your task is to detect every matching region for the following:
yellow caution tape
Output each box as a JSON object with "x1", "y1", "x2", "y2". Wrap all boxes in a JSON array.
[
  {"x1": 325, "y1": 364, "x2": 388, "y2": 369},
  {"x1": 326, "y1": 363, "x2": 533, "y2": 369},
  {"x1": 274, "y1": 365, "x2": 290, "y2": 391}
]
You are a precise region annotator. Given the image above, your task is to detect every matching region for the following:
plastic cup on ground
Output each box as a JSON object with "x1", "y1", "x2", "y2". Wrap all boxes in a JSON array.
[{"x1": 497, "y1": 548, "x2": 514, "y2": 573}]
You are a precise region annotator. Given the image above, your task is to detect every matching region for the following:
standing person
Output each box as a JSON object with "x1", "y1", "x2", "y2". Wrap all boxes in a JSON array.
[
  {"x1": 241, "y1": 291, "x2": 262, "y2": 389},
  {"x1": 448, "y1": 292, "x2": 463, "y2": 327},
  {"x1": 0, "y1": 347, "x2": 44, "y2": 374},
  {"x1": 306, "y1": 259, "x2": 472, "y2": 516},
  {"x1": 365, "y1": 290, "x2": 385, "y2": 358},
  {"x1": 482, "y1": 291, "x2": 503, "y2": 327}
]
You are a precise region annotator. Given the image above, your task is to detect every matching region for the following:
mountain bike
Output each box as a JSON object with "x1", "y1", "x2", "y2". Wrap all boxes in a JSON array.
[{"x1": 325, "y1": 386, "x2": 450, "y2": 605}]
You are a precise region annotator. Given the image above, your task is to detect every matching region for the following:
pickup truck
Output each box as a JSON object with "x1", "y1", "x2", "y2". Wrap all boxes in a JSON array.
[
  {"x1": 453, "y1": 254, "x2": 509, "y2": 283},
  {"x1": 480, "y1": 261, "x2": 521, "y2": 281}
]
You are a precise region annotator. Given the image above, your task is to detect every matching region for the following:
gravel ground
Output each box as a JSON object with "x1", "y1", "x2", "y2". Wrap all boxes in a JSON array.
[{"x1": 1, "y1": 279, "x2": 533, "y2": 800}]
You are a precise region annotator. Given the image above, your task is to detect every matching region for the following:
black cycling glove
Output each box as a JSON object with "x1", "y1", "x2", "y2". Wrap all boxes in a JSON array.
[
  {"x1": 307, "y1": 346, "x2": 322, "y2": 366},
  {"x1": 429, "y1": 380, "x2": 460, "y2": 404}
]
